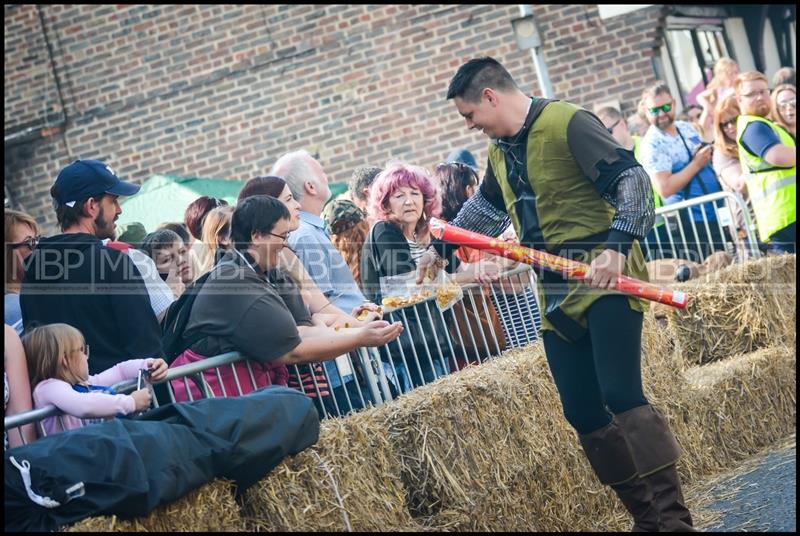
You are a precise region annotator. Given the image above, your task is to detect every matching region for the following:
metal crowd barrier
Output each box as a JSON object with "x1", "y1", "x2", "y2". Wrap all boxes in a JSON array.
[
  {"x1": 4, "y1": 267, "x2": 544, "y2": 444},
  {"x1": 641, "y1": 190, "x2": 761, "y2": 264},
  {"x1": 372, "y1": 264, "x2": 541, "y2": 399}
]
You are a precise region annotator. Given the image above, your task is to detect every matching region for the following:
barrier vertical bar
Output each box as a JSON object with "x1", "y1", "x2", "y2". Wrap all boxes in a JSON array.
[{"x1": 398, "y1": 307, "x2": 427, "y2": 387}]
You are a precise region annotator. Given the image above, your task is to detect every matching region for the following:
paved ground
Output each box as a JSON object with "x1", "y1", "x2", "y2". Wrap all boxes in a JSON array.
[{"x1": 694, "y1": 435, "x2": 796, "y2": 532}]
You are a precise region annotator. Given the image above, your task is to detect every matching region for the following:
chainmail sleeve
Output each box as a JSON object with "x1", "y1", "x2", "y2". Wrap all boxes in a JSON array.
[
  {"x1": 450, "y1": 188, "x2": 512, "y2": 237},
  {"x1": 602, "y1": 166, "x2": 655, "y2": 241}
]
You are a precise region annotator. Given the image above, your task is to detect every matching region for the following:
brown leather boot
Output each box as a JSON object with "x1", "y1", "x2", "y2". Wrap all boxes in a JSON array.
[
  {"x1": 579, "y1": 419, "x2": 659, "y2": 531},
  {"x1": 615, "y1": 405, "x2": 696, "y2": 532}
]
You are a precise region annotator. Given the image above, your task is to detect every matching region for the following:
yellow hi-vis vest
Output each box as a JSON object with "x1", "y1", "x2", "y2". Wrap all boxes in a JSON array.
[{"x1": 736, "y1": 115, "x2": 796, "y2": 242}]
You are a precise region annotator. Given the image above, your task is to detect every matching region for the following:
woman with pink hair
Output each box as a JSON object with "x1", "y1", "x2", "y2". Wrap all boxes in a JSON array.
[{"x1": 360, "y1": 162, "x2": 492, "y2": 391}]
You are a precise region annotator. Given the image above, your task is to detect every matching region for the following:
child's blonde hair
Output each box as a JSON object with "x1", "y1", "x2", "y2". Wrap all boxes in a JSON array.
[{"x1": 22, "y1": 323, "x2": 86, "y2": 387}]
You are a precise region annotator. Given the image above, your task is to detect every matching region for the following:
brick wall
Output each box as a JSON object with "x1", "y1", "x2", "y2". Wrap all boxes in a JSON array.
[{"x1": 4, "y1": 4, "x2": 665, "y2": 233}]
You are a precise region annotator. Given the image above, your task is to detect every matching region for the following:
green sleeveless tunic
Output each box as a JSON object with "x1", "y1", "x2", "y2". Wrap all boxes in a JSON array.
[{"x1": 488, "y1": 101, "x2": 649, "y2": 342}]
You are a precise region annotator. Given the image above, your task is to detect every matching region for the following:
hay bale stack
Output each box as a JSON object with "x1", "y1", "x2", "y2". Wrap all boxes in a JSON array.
[
  {"x1": 240, "y1": 411, "x2": 420, "y2": 532},
  {"x1": 241, "y1": 345, "x2": 629, "y2": 532},
  {"x1": 366, "y1": 345, "x2": 630, "y2": 532},
  {"x1": 662, "y1": 255, "x2": 796, "y2": 364},
  {"x1": 63, "y1": 479, "x2": 240, "y2": 532},
  {"x1": 670, "y1": 345, "x2": 796, "y2": 483}
]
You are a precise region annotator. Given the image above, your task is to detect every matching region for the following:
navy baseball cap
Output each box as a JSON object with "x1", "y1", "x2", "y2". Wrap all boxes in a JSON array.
[{"x1": 51, "y1": 159, "x2": 140, "y2": 207}]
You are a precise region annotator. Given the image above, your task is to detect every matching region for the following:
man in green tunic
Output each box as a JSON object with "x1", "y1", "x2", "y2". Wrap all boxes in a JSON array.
[{"x1": 419, "y1": 57, "x2": 694, "y2": 531}]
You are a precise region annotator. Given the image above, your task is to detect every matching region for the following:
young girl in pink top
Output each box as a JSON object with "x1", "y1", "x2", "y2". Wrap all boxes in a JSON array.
[{"x1": 22, "y1": 323, "x2": 168, "y2": 436}]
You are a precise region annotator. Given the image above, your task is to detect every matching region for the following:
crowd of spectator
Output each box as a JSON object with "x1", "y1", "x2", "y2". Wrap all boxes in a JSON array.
[
  {"x1": 597, "y1": 60, "x2": 795, "y2": 262},
  {"x1": 4, "y1": 59, "x2": 795, "y2": 451}
]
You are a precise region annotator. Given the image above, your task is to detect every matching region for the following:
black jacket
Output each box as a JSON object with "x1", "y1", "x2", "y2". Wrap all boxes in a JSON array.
[
  {"x1": 20, "y1": 233, "x2": 162, "y2": 374},
  {"x1": 4, "y1": 386, "x2": 319, "y2": 532}
]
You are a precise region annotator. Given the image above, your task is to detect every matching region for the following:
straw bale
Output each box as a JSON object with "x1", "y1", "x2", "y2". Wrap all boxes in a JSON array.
[
  {"x1": 661, "y1": 255, "x2": 796, "y2": 365},
  {"x1": 240, "y1": 339, "x2": 794, "y2": 531},
  {"x1": 240, "y1": 410, "x2": 420, "y2": 532},
  {"x1": 365, "y1": 345, "x2": 632, "y2": 532},
  {"x1": 670, "y1": 345, "x2": 796, "y2": 482},
  {"x1": 63, "y1": 478, "x2": 240, "y2": 532},
  {"x1": 646, "y1": 252, "x2": 733, "y2": 286}
]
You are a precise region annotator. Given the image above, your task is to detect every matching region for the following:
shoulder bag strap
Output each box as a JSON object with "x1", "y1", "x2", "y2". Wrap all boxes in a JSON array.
[{"x1": 676, "y1": 127, "x2": 711, "y2": 196}]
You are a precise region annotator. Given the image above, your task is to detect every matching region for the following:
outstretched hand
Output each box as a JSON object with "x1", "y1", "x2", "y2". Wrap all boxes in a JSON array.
[{"x1": 359, "y1": 320, "x2": 404, "y2": 347}]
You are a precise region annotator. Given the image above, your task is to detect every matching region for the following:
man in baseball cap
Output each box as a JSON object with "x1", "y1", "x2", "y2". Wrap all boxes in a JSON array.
[
  {"x1": 21, "y1": 159, "x2": 162, "y2": 376},
  {"x1": 51, "y1": 159, "x2": 141, "y2": 207},
  {"x1": 48, "y1": 159, "x2": 140, "y2": 240}
]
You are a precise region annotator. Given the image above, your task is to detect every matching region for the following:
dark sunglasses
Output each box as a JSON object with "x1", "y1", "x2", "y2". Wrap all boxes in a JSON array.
[
  {"x1": 720, "y1": 118, "x2": 737, "y2": 129},
  {"x1": 605, "y1": 119, "x2": 621, "y2": 134},
  {"x1": 9, "y1": 235, "x2": 41, "y2": 250},
  {"x1": 648, "y1": 102, "x2": 673, "y2": 115}
]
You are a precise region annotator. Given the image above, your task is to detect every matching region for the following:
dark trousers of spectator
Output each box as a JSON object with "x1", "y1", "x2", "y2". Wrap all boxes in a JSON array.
[
  {"x1": 766, "y1": 222, "x2": 796, "y2": 255},
  {"x1": 541, "y1": 294, "x2": 648, "y2": 435},
  {"x1": 316, "y1": 377, "x2": 374, "y2": 417}
]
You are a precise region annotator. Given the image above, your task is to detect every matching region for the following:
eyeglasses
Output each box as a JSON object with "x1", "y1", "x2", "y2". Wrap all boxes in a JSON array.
[
  {"x1": 778, "y1": 99, "x2": 796, "y2": 110},
  {"x1": 9, "y1": 235, "x2": 41, "y2": 250},
  {"x1": 267, "y1": 232, "x2": 290, "y2": 243},
  {"x1": 720, "y1": 118, "x2": 737, "y2": 129},
  {"x1": 70, "y1": 344, "x2": 90, "y2": 356},
  {"x1": 740, "y1": 89, "x2": 769, "y2": 99},
  {"x1": 647, "y1": 102, "x2": 673, "y2": 116},
  {"x1": 605, "y1": 119, "x2": 621, "y2": 134}
]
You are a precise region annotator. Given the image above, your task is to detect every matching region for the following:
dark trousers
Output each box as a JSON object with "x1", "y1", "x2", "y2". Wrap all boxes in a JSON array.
[
  {"x1": 767, "y1": 222, "x2": 796, "y2": 254},
  {"x1": 542, "y1": 295, "x2": 649, "y2": 435}
]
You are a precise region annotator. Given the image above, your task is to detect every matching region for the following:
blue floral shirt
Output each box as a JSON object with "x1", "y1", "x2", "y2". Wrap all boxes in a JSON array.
[{"x1": 638, "y1": 120, "x2": 703, "y2": 176}]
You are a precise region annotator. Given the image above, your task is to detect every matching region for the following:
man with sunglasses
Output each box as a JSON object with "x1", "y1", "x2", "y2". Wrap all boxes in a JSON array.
[
  {"x1": 735, "y1": 71, "x2": 796, "y2": 254},
  {"x1": 20, "y1": 160, "x2": 162, "y2": 375},
  {"x1": 419, "y1": 57, "x2": 695, "y2": 531},
  {"x1": 638, "y1": 82, "x2": 726, "y2": 262}
]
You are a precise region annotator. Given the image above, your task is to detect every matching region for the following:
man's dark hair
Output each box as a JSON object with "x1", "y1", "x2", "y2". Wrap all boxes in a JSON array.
[
  {"x1": 231, "y1": 195, "x2": 290, "y2": 251},
  {"x1": 446, "y1": 57, "x2": 517, "y2": 102},
  {"x1": 348, "y1": 166, "x2": 382, "y2": 202},
  {"x1": 156, "y1": 221, "x2": 191, "y2": 245},
  {"x1": 52, "y1": 192, "x2": 106, "y2": 231}
]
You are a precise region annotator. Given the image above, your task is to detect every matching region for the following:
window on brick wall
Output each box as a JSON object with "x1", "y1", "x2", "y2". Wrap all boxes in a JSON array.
[{"x1": 660, "y1": 17, "x2": 733, "y2": 110}]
